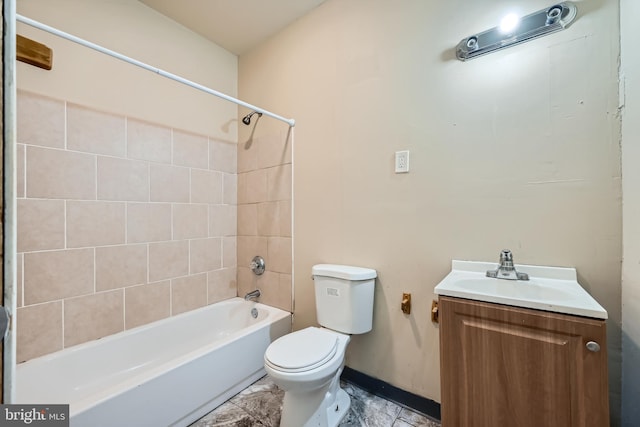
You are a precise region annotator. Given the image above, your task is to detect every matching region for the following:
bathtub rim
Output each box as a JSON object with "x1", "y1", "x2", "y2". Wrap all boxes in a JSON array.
[{"x1": 16, "y1": 297, "x2": 292, "y2": 417}]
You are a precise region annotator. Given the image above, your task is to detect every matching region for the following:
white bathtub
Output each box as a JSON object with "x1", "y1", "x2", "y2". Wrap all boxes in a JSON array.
[{"x1": 15, "y1": 298, "x2": 291, "y2": 427}]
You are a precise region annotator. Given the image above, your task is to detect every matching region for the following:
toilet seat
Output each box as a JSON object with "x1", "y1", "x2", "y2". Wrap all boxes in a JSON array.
[{"x1": 265, "y1": 328, "x2": 339, "y2": 373}]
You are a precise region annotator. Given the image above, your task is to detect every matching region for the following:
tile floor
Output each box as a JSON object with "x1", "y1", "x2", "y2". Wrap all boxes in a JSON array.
[{"x1": 191, "y1": 375, "x2": 441, "y2": 427}]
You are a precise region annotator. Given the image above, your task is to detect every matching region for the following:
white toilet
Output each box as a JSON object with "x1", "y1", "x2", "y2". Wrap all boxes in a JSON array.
[{"x1": 264, "y1": 264, "x2": 377, "y2": 427}]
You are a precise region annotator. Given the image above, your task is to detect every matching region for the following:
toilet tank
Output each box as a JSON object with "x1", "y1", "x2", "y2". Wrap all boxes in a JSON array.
[{"x1": 312, "y1": 264, "x2": 377, "y2": 334}]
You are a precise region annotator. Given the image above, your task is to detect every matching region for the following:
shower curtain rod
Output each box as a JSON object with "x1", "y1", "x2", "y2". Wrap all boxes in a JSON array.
[{"x1": 16, "y1": 14, "x2": 296, "y2": 127}]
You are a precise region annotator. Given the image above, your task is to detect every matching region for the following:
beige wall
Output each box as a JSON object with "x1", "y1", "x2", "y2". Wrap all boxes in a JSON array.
[
  {"x1": 621, "y1": 0, "x2": 640, "y2": 424},
  {"x1": 16, "y1": 0, "x2": 237, "y2": 140},
  {"x1": 240, "y1": 0, "x2": 622, "y2": 419},
  {"x1": 15, "y1": 91, "x2": 237, "y2": 362}
]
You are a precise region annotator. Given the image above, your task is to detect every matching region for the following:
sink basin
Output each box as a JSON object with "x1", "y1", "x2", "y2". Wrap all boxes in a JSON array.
[
  {"x1": 434, "y1": 260, "x2": 607, "y2": 319},
  {"x1": 455, "y1": 278, "x2": 575, "y2": 301}
]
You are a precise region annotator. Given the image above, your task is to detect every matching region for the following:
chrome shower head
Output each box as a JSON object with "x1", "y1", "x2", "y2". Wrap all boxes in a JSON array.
[{"x1": 242, "y1": 111, "x2": 262, "y2": 125}]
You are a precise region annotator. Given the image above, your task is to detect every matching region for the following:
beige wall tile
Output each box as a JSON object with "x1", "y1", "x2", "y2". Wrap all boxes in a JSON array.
[
  {"x1": 125, "y1": 281, "x2": 170, "y2": 329},
  {"x1": 257, "y1": 202, "x2": 279, "y2": 237},
  {"x1": 148, "y1": 240, "x2": 189, "y2": 282},
  {"x1": 96, "y1": 244, "x2": 147, "y2": 291},
  {"x1": 258, "y1": 132, "x2": 292, "y2": 169},
  {"x1": 16, "y1": 301, "x2": 63, "y2": 362},
  {"x1": 238, "y1": 170, "x2": 267, "y2": 204},
  {"x1": 17, "y1": 144, "x2": 25, "y2": 198},
  {"x1": 267, "y1": 237, "x2": 292, "y2": 274},
  {"x1": 191, "y1": 169, "x2": 223, "y2": 204},
  {"x1": 237, "y1": 138, "x2": 257, "y2": 173},
  {"x1": 17, "y1": 254, "x2": 23, "y2": 308},
  {"x1": 17, "y1": 91, "x2": 64, "y2": 148},
  {"x1": 238, "y1": 204, "x2": 258, "y2": 236},
  {"x1": 190, "y1": 238, "x2": 222, "y2": 274},
  {"x1": 237, "y1": 173, "x2": 247, "y2": 206},
  {"x1": 173, "y1": 130, "x2": 208, "y2": 169},
  {"x1": 97, "y1": 156, "x2": 149, "y2": 202},
  {"x1": 279, "y1": 200, "x2": 292, "y2": 238},
  {"x1": 236, "y1": 267, "x2": 259, "y2": 300},
  {"x1": 246, "y1": 169, "x2": 269, "y2": 203},
  {"x1": 223, "y1": 173, "x2": 238, "y2": 205},
  {"x1": 236, "y1": 267, "x2": 251, "y2": 297},
  {"x1": 267, "y1": 164, "x2": 292, "y2": 202},
  {"x1": 171, "y1": 273, "x2": 207, "y2": 315},
  {"x1": 150, "y1": 164, "x2": 190, "y2": 203},
  {"x1": 209, "y1": 204, "x2": 237, "y2": 237},
  {"x1": 223, "y1": 236, "x2": 238, "y2": 268},
  {"x1": 243, "y1": 271, "x2": 291, "y2": 312},
  {"x1": 210, "y1": 139, "x2": 237, "y2": 173},
  {"x1": 207, "y1": 268, "x2": 237, "y2": 304},
  {"x1": 27, "y1": 147, "x2": 96, "y2": 200},
  {"x1": 173, "y1": 204, "x2": 208, "y2": 239},
  {"x1": 127, "y1": 119, "x2": 171, "y2": 164},
  {"x1": 17, "y1": 199, "x2": 65, "y2": 252},
  {"x1": 67, "y1": 201, "x2": 126, "y2": 248},
  {"x1": 64, "y1": 290, "x2": 124, "y2": 347},
  {"x1": 237, "y1": 236, "x2": 266, "y2": 270},
  {"x1": 247, "y1": 271, "x2": 280, "y2": 310},
  {"x1": 24, "y1": 249, "x2": 94, "y2": 305},
  {"x1": 127, "y1": 202, "x2": 171, "y2": 243},
  {"x1": 277, "y1": 274, "x2": 293, "y2": 312},
  {"x1": 67, "y1": 104, "x2": 126, "y2": 156}
]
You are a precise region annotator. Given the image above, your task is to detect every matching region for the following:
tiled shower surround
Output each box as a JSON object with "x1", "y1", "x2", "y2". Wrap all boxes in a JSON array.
[
  {"x1": 15, "y1": 90, "x2": 291, "y2": 363},
  {"x1": 236, "y1": 128, "x2": 293, "y2": 311}
]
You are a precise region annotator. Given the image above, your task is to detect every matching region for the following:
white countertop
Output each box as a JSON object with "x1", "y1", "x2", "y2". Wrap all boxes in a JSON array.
[{"x1": 434, "y1": 260, "x2": 608, "y2": 319}]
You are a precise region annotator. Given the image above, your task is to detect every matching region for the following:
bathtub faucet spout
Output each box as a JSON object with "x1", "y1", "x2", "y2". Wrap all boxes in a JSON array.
[{"x1": 244, "y1": 290, "x2": 261, "y2": 301}]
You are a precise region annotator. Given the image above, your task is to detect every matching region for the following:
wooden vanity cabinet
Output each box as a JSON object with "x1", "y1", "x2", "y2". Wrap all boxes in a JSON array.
[{"x1": 439, "y1": 296, "x2": 609, "y2": 427}]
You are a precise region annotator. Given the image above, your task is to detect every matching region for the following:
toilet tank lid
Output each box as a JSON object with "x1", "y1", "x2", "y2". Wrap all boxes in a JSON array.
[{"x1": 312, "y1": 264, "x2": 377, "y2": 281}]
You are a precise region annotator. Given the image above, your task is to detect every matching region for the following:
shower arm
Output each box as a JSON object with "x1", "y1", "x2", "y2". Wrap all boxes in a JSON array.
[{"x1": 16, "y1": 14, "x2": 296, "y2": 127}]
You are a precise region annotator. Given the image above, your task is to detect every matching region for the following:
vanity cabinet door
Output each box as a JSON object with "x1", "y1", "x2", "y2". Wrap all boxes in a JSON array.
[{"x1": 439, "y1": 296, "x2": 609, "y2": 427}]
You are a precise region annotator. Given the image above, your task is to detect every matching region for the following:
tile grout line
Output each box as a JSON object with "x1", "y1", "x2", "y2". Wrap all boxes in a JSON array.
[
  {"x1": 63, "y1": 101, "x2": 68, "y2": 150},
  {"x1": 93, "y1": 247, "x2": 96, "y2": 294},
  {"x1": 61, "y1": 299, "x2": 65, "y2": 350},
  {"x1": 122, "y1": 284, "x2": 126, "y2": 331},
  {"x1": 63, "y1": 200, "x2": 67, "y2": 250},
  {"x1": 19, "y1": 142, "x2": 212, "y2": 170},
  {"x1": 121, "y1": 116, "x2": 129, "y2": 331},
  {"x1": 19, "y1": 254, "x2": 24, "y2": 308},
  {"x1": 124, "y1": 118, "x2": 129, "y2": 247}
]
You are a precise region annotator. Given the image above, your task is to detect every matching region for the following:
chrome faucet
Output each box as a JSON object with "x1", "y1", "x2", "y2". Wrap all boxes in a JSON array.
[
  {"x1": 486, "y1": 249, "x2": 529, "y2": 281},
  {"x1": 244, "y1": 289, "x2": 261, "y2": 301}
]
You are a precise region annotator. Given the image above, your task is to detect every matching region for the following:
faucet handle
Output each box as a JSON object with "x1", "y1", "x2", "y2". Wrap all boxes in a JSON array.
[
  {"x1": 250, "y1": 256, "x2": 265, "y2": 275},
  {"x1": 499, "y1": 249, "x2": 515, "y2": 270},
  {"x1": 500, "y1": 249, "x2": 513, "y2": 262}
]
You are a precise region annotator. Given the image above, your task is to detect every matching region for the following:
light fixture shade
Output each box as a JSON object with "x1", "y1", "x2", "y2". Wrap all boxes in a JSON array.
[{"x1": 456, "y1": 2, "x2": 577, "y2": 61}]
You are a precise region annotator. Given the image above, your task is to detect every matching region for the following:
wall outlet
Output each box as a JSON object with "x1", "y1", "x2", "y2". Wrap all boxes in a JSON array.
[{"x1": 395, "y1": 150, "x2": 409, "y2": 173}]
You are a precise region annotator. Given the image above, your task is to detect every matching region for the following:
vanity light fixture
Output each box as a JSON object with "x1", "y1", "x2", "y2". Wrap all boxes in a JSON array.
[{"x1": 456, "y1": 2, "x2": 577, "y2": 61}]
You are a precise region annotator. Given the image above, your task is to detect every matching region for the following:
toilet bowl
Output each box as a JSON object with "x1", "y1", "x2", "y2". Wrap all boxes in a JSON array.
[
  {"x1": 265, "y1": 327, "x2": 351, "y2": 427},
  {"x1": 264, "y1": 264, "x2": 377, "y2": 427}
]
